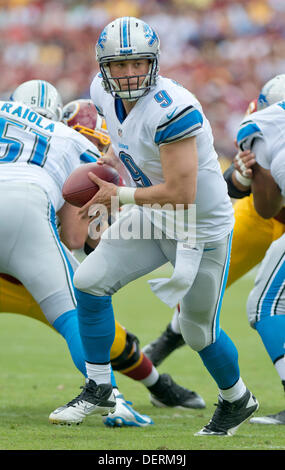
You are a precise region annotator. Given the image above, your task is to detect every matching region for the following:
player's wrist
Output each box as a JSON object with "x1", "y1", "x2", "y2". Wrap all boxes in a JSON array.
[
  {"x1": 117, "y1": 186, "x2": 136, "y2": 205},
  {"x1": 234, "y1": 169, "x2": 252, "y2": 187}
]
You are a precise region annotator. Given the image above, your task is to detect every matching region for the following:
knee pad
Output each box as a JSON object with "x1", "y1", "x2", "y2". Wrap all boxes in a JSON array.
[{"x1": 179, "y1": 314, "x2": 212, "y2": 352}]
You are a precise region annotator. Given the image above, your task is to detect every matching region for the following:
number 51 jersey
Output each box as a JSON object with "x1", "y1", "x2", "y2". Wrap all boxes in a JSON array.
[
  {"x1": 0, "y1": 100, "x2": 100, "y2": 211},
  {"x1": 90, "y1": 73, "x2": 234, "y2": 243}
]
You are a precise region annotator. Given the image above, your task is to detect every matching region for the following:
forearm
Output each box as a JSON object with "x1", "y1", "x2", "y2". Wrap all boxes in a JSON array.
[
  {"x1": 119, "y1": 180, "x2": 196, "y2": 208},
  {"x1": 58, "y1": 203, "x2": 88, "y2": 250},
  {"x1": 251, "y1": 165, "x2": 283, "y2": 218},
  {"x1": 138, "y1": 180, "x2": 196, "y2": 207}
]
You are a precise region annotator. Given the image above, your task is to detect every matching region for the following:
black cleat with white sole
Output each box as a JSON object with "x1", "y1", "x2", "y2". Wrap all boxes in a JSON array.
[
  {"x1": 49, "y1": 379, "x2": 116, "y2": 425},
  {"x1": 195, "y1": 388, "x2": 259, "y2": 436}
]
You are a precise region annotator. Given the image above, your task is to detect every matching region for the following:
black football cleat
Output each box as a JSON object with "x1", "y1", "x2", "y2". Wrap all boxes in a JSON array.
[
  {"x1": 142, "y1": 323, "x2": 185, "y2": 366},
  {"x1": 195, "y1": 388, "x2": 259, "y2": 436},
  {"x1": 149, "y1": 373, "x2": 205, "y2": 409}
]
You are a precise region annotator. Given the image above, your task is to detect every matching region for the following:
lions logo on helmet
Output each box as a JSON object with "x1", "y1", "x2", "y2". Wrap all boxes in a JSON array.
[
  {"x1": 62, "y1": 99, "x2": 110, "y2": 154},
  {"x1": 257, "y1": 74, "x2": 285, "y2": 110},
  {"x1": 96, "y1": 17, "x2": 160, "y2": 101},
  {"x1": 11, "y1": 80, "x2": 63, "y2": 121}
]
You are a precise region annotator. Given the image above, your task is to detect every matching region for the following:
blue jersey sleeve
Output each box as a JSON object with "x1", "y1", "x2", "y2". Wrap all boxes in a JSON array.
[
  {"x1": 237, "y1": 120, "x2": 263, "y2": 151},
  {"x1": 79, "y1": 150, "x2": 99, "y2": 164},
  {"x1": 154, "y1": 105, "x2": 203, "y2": 146}
]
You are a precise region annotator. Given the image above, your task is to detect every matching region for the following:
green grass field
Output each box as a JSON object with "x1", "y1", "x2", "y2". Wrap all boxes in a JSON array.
[{"x1": 0, "y1": 266, "x2": 284, "y2": 452}]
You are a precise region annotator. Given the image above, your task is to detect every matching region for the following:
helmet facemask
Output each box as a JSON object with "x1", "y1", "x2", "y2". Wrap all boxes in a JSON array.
[
  {"x1": 72, "y1": 121, "x2": 110, "y2": 154},
  {"x1": 100, "y1": 55, "x2": 159, "y2": 101}
]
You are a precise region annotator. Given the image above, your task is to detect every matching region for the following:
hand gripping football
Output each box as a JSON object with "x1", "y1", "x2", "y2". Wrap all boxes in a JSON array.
[{"x1": 62, "y1": 162, "x2": 123, "y2": 207}]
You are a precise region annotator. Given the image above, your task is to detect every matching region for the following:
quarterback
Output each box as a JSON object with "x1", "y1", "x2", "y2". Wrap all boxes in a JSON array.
[{"x1": 51, "y1": 17, "x2": 258, "y2": 436}]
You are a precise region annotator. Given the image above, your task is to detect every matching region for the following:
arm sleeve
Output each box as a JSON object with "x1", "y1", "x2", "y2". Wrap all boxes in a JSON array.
[
  {"x1": 236, "y1": 119, "x2": 263, "y2": 151},
  {"x1": 154, "y1": 105, "x2": 203, "y2": 146}
]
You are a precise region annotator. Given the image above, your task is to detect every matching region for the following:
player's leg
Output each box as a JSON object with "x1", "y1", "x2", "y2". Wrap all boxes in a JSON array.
[
  {"x1": 0, "y1": 183, "x2": 117, "y2": 422},
  {"x1": 227, "y1": 194, "x2": 284, "y2": 287},
  {"x1": 143, "y1": 195, "x2": 285, "y2": 366},
  {"x1": 52, "y1": 210, "x2": 204, "y2": 424},
  {"x1": 0, "y1": 265, "x2": 189, "y2": 426},
  {"x1": 0, "y1": 274, "x2": 51, "y2": 326},
  {"x1": 246, "y1": 233, "x2": 285, "y2": 425},
  {"x1": 177, "y1": 232, "x2": 258, "y2": 436},
  {"x1": 142, "y1": 305, "x2": 185, "y2": 366},
  {"x1": 51, "y1": 226, "x2": 169, "y2": 423},
  {"x1": 105, "y1": 322, "x2": 205, "y2": 423}
]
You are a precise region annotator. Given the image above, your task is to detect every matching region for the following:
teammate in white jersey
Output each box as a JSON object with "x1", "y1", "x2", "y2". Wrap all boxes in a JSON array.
[
  {"x1": 0, "y1": 80, "x2": 119, "y2": 419},
  {"x1": 51, "y1": 17, "x2": 258, "y2": 435},
  {"x1": 234, "y1": 90, "x2": 285, "y2": 425}
]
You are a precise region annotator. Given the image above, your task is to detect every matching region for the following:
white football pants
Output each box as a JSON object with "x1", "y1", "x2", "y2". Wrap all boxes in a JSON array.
[
  {"x1": 247, "y1": 232, "x2": 285, "y2": 326},
  {"x1": 0, "y1": 182, "x2": 78, "y2": 324}
]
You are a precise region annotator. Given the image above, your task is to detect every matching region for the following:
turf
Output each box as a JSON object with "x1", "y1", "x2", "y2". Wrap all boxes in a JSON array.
[{"x1": 0, "y1": 267, "x2": 284, "y2": 452}]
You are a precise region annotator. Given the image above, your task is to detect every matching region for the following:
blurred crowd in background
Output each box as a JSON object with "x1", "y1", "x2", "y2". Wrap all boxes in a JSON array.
[{"x1": 1, "y1": 0, "x2": 285, "y2": 158}]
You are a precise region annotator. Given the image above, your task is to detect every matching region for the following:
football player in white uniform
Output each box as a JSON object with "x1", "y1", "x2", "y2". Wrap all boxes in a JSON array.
[
  {"x1": 234, "y1": 84, "x2": 285, "y2": 425},
  {"x1": 51, "y1": 17, "x2": 258, "y2": 435}
]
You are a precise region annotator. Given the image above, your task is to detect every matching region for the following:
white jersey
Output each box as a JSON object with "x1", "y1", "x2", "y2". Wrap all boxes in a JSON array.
[
  {"x1": 90, "y1": 73, "x2": 234, "y2": 242},
  {"x1": 237, "y1": 101, "x2": 285, "y2": 197},
  {"x1": 0, "y1": 100, "x2": 100, "y2": 211}
]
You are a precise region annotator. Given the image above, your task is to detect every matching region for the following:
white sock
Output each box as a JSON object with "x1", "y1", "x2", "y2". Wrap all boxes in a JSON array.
[
  {"x1": 219, "y1": 377, "x2": 247, "y2": 403},
  {"x1": 86, "y1": 362, "x2": 111, "y2": 385},
  {"x1": 170, "y1": 306, "x2": 182, "y2": 334},
  {"x1": 141, "y1": 366, "x2": 159, "y2": 387},
  {"x1": 274, "y1": 356, "x2": 285, "y2": 381}
]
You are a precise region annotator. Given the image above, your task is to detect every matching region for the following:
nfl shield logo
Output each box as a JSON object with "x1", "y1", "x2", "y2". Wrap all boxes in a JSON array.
[{"x1": 118, "y1": 128, "x2": 122, "y2": 137}]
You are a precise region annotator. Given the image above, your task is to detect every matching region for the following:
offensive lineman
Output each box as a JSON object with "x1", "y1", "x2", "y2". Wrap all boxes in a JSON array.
[
  {"x1": 50, "y1": 17, "x2": 258, "y2": 436},
  {"x1": 233, "y1": 90, "x2": 285, "y2": 425}
]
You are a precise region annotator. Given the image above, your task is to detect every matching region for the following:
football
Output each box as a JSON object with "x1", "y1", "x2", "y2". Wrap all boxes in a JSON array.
[{"x1": 62, "y1": 162, "x2": 123, "y2": 207}]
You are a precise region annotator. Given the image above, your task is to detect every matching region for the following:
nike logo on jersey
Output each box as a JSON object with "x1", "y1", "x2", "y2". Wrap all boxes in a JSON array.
[{"x1": 167, "y1": 107, "x2": 178, "y2": 120}]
